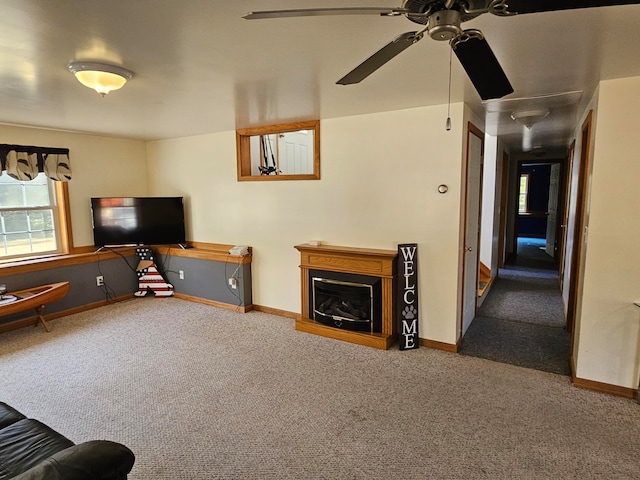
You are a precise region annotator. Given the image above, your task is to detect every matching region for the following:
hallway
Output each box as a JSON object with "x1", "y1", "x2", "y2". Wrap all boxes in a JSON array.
[{"x1": 459, "y1": 237, "x2": 571, "y2": 376}]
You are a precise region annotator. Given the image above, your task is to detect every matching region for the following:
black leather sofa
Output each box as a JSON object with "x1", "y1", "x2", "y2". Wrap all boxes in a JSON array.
[{"x1": 0, "y1": 402, "x2": 134, "y2": 479}]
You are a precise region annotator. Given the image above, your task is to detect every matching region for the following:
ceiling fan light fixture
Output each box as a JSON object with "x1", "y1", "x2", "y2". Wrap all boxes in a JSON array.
[
  {"x1": 67, "y1": 61, "x2": 134, "y2": 96},
  {"x1": 510, "y1": 108, "x2": 550, "y2": 129}
]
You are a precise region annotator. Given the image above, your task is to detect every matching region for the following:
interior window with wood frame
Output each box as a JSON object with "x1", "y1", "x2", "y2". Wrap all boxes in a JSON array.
[
  {"x1": 518, "y1": 173, "x2": 530, "y2": 213},
  {"x1": 236, "y1": 120, "x2": 320, "y2": 181}
]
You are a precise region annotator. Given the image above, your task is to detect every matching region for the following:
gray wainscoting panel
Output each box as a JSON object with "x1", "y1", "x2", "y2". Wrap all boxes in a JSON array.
[
  {"x1": 159, "y1": 255, "x2": 252, "y2": 308},
  {"x1": 0, "y1": 255, "x2": 139, "y2": 326},
  {"x1": 0, "y1": 250, "x2": 252, "y2": 330}
]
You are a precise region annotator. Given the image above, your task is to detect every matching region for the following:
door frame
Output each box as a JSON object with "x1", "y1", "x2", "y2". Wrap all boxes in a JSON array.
[
  {"x1": 558, "y1": 140, "x2": 576, "y2": 293},
  {"x1": 566, "y1": 111, "x2": 593, "y2": 342},
  {"x1": 497, "y1": 151, "x2": 509, "y2": 268},
  {"x1": 509, "y1": 159, "x2": 564, "y2": 260},
  {"x1": 545, "y1": 162, "x2": 562, "y2": 258}
]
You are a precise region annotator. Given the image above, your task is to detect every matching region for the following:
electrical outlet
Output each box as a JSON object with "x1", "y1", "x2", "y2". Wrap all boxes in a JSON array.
[
  {"x1": 228, "y1": 277, "x2": 237, "y2": 289},
  {"x1": 179, "y1": 270, "x2": 184, "y2": 280},
  {"x1": 96, "y1": 275, "x2": 104, "y2": 287}
]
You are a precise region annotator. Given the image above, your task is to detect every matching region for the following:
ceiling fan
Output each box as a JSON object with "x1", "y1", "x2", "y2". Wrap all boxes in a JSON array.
[{"x1": 243, "y1": 0, "x2": 640, "y2": 101}]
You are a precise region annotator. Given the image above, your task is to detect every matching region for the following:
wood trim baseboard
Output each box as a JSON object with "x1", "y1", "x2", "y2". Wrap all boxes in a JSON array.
[
  {"x1": 570, "y1": 353, "x2": 636, "y2": 400},
  {"x1": 478, "y1": 275, "x2": 495, "y2": 298},
  {"x1": 419, "y1": 337, "x2": 460, "y2": 353},
  {"x1": 250, "y1": 307, "x2": 462, "y2": 354},
  {"x1": 479, "y1": 262, "x2": 490, "y2": 279},
  {"x1": 573, "y1": 376, "x2": 638, "y2": 400},
  {"x1": 0, "y1": 291, "x2": 253, "y2": 335},
  {"x1": 252, "y1": 304, "x2": 299, "y2": 319},
  {"x1": 173, "y1": 292, "x2": 252, "y2": 313}
]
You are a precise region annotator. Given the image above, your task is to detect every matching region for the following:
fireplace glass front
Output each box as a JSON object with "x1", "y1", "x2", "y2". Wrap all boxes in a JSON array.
[{"x1": 310, "y1": 271, "x2": 382, "y2": 333}]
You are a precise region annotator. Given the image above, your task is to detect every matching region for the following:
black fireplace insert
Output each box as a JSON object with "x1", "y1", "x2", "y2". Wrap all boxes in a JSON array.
[{"x1": 309, "y1": 270, "x2": 382, "y2": 333}]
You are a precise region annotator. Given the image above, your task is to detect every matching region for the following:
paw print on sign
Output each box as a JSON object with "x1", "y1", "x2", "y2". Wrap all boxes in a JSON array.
[{"x1": 402, "y1": 304, "x2": 417, "y2": 320}]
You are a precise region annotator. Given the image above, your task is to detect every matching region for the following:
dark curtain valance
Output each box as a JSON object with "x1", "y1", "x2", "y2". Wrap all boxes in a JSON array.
[{"x1": 0, "y1": 144, "x2": 71, "y2": 182}]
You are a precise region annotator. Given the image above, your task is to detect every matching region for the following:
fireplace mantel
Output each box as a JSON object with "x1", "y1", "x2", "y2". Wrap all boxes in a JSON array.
[{"x1": 295, "y1": 244, "x2": 397, "y2": 349}]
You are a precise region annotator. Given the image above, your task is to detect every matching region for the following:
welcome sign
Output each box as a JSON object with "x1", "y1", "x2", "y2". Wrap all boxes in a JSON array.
[{"x1": 398, "y1": 243, "x2": 419, "y2": 350}]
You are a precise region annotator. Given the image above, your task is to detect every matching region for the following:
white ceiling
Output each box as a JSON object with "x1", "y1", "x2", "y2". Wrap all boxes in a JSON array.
[{"x1": 1, "y1": 1, "x2": 640, "y2": 153}]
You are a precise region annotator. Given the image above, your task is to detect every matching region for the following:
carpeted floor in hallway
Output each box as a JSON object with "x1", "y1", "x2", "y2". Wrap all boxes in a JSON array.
[{"x1": 459, "y1": 237, "x2": 571, "y2": 376}]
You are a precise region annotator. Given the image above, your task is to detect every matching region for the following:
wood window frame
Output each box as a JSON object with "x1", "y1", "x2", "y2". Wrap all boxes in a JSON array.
[
  {"x1": 0, "y1": 179, "x2": 72, "y2": 263},
  {"x1": 55, "y1": 181, "x2": 73, "y2": 254},
  {"x1": 518, "y1": 172, "x2": 531, "y2": 213},
  {"x1": 236, "y1": 120, "x2": 320, "y2": 181}
]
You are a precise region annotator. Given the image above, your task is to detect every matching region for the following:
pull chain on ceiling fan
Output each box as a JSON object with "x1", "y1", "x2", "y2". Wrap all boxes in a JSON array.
[
  {"x1": 243, "y1": 0, "x2": 640, "y2": 101},
  {"x1": 446, "y1": 44, "x2": 452, "y2": 131}
]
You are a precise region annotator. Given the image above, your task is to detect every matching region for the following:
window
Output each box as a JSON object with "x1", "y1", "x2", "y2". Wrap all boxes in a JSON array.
[
  {"x1": 518, "y1": 173, "x2": 530, "y2": 213},
  {"x1": 0, "y1": 173, "x2": 70, "y2": 260},
  {"x1": 236, "y1": 120, "x2": 320, "y2": 181}
]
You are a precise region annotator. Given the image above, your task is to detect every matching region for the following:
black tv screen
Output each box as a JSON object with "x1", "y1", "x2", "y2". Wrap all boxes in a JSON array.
[{"x1": 91, "y1": 197, "x2": 186, "y2": 247}]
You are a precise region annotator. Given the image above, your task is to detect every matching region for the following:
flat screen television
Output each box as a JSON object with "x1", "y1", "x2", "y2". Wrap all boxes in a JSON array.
[{"x1": 91, "y1": 197, "x2": 186, "y2": 247}]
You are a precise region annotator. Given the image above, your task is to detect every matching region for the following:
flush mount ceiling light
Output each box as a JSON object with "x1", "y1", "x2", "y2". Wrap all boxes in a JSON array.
[
  {"x1": 530, "y1": 147, "x2": 547, "y2": 158},
  {"x1": 510, "y1": 108, "x2": 550, "y2": 129},
  {"x1": 66, "y1": 61, "x2": 133, "y2": 96}
]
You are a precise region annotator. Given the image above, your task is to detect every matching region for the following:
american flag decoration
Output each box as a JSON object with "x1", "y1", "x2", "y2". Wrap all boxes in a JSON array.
[{"x1": 134, "y1": 247, "x2": 174, "y2": 297}]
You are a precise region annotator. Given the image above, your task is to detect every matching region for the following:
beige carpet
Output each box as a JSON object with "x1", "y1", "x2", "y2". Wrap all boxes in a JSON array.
[{"x1": 1, "y1": 298, "x2": 639, "y2": 479}]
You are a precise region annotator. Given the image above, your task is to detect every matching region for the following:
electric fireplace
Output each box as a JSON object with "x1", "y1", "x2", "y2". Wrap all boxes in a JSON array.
[{"x1": 295, "y1": 243, "x2": 397, "y2": 349}]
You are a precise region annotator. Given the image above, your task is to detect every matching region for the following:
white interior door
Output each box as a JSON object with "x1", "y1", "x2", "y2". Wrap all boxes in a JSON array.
[
  {"x1": 461, "y1": 126, "x2": 484, "y2": 336},
  {"x1": 545, "y1": 163, "x2": 560, "y2": 257},
  {"x1": 278, "y1": 130, "x2": 314, "y2": 174}
]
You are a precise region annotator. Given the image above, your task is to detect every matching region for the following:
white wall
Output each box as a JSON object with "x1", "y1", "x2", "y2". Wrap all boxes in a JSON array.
[
  {"x1": 0, "y1": 125, "x2": 148, "y2": 247},
  {"x1": 147, "y1": 104, "x2": 468, "y2": 345},
  {"x1": 574, "y1": 77, "x2": 640, "y2": 389},
  {"x1": 492, "y1": 139, "x2": 506, "y2": 274},
  {"x1": 5, "y1": 80, "x2": 639, "y2": 390},
  {"x1": 480, "y1": 134, "x2": 498, "y2": 269}
]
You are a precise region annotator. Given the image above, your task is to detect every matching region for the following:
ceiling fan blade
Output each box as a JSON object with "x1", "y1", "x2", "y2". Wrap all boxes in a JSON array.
[
  {"x1": 337, "y1": 32, "x2": 423, "y2": 85},
  {"x1": 242, "y1": 7, "x2": 407, "y2": 20},
  {"x1": 499, "y1": 0, "x2": 640, "y2": 15},
  {"x1": 451, "y1": 30, "x2": 513, "y2": 100}
]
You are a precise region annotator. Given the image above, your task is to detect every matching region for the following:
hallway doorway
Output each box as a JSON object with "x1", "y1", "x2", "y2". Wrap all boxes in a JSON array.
[{"x1": 459, "y1": 237, "x2": 571, "y2": 376}]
